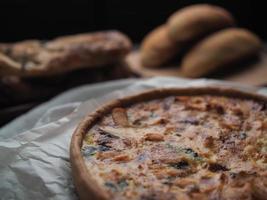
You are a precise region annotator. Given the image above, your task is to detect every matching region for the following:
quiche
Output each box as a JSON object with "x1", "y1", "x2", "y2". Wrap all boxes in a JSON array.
[{"x1": 70, "y1": 88, "x2": 267, "y2": 200}]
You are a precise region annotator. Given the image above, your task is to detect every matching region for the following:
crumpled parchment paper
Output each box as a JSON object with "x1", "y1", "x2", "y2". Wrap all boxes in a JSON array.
[{"x1": 0, "y1": 77, "x2": 266, "y2": 200}]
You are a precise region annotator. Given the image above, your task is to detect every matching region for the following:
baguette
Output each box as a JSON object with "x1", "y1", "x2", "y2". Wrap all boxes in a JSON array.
[{"x1": 0, "y1": 31, "x2": 132, "y2": 77}]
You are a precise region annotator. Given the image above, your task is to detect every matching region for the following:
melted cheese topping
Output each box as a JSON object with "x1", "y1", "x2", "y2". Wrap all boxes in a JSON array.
[{"x1": 81, "y1": 95, "x2": 267, "y2": 200}]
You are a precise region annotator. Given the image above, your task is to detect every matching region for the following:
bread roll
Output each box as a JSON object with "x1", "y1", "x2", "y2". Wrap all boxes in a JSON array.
[
  {"x1": 167, "y1": 4, "x2": 235, "y2": 44},
  {"x1": 181, "y1": 28, "x2": 262, "y2": 77},
  {"x1": 140, "y1": 25, "x2": 178, "y2": 68}
]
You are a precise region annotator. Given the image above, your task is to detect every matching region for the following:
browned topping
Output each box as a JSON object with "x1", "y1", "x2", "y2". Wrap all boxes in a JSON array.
[
  {"x1": 144, "y1": 133, "x2": 164, "y2": 142},
  {"x1": 203, "y1": 136, "x2": 215, "y2": 148},
  {"x1": 112, "y1": 107, "x2": 129, "y2": 127},
  {"x1": 96, "y1": 151, "x2": 120, "y2": 160},
  {"x1": 113, "y1": 154, "x2": 131, "y2": 162},
  {"x1": 208, "y1": 163, "x2": 228, "y2": 172}
]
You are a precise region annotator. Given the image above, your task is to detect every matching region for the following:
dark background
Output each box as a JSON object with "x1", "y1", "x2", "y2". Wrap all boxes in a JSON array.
[{"x1": 0, "y1": 0, "x2": 265, "y2": 42}]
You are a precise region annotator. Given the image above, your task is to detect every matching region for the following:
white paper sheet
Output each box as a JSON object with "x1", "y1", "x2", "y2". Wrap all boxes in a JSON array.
[{"x1": 0, "y1": 77, "x2": 265, "y2": 200}]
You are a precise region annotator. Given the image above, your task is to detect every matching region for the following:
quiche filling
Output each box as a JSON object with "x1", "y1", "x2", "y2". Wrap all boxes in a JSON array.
[{"x1": 81, "y1": 95, "x2": 267, "y2": 200}]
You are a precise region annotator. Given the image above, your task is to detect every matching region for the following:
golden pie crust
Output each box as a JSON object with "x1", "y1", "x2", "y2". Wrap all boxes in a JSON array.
[{"x1": 70, "y1": 87, "x2": 267, "y2": 200}]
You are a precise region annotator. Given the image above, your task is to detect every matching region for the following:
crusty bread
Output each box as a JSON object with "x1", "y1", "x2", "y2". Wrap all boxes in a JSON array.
[
  {"x1": 0, "y1": 31, "x2": 132, "y2": 77},
  {"x1": 167, "y1": 4, "x2": 235, "y2": 44},
  {"x1": 181, "y1": 28, "x2": 262, "y2": 77},
  {"x1": 140, "y1": 25, "x2": 178, "y2": 68}
]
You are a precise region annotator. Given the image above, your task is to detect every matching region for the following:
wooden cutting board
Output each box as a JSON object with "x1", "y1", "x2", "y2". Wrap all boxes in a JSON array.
[{"x1": 126, "y1": 50, "x2": 267, "y2": 86}]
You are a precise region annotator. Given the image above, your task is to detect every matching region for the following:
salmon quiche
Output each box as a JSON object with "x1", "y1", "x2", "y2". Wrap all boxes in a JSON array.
[{"x1": 70, "y1": 88, "x2": 267, "y2": 200}]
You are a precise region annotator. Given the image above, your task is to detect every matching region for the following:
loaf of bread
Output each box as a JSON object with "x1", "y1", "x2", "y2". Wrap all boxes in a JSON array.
[
  {"x1": 140, "y1": 25, "x2": 178, "y2": 68},
  {"x1": 181, "y1": 28, "x2": 262, "y2": 77},
  {"x1": 0, "y1": 31, "x2": 132, "y2": 77},
  {"x1": 167, "y1": 4, "x2": 235, "y2": 44}
]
